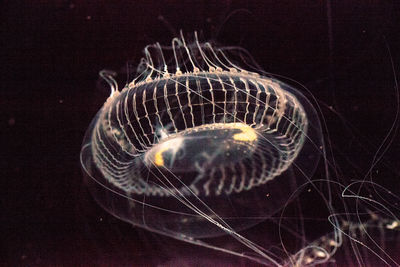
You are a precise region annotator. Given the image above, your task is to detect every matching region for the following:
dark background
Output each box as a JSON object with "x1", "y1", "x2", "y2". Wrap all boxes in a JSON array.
[{"x1": 2, "y1": 1, "x2": 400, "y2": 266}]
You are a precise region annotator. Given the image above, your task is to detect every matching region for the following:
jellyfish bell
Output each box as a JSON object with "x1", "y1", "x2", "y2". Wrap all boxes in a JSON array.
[{"x1": 80, "y1": 32, "x2": 325, "y2": 264}]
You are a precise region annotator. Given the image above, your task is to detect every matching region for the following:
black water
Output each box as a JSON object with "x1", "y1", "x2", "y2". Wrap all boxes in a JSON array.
[{"x1": 3, "y1": 1, "x2": 400, "y2": 266}]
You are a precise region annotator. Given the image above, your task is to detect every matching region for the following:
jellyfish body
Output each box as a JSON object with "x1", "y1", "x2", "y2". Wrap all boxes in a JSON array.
[{"x1": 80, "y1": 33, "x2": 324, "y2": 264}]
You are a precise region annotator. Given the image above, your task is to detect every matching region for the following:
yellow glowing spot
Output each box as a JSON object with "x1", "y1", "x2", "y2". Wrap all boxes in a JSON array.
[
  {"x1": 154, "y1": 149, "x2": 165, "y2": 166},
  {"x1": 153, "y1": 137, "x2": 184, "y2": 167},
  {"x1": 232, "y1": 123, "x2": 257, "y2": 142}
]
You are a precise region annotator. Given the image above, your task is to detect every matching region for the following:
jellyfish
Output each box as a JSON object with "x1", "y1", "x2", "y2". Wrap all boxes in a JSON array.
[{"x1": 80, "y1": 32, "x2": 399, "y2": 266}]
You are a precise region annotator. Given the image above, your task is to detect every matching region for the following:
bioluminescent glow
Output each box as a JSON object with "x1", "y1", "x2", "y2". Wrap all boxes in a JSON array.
[{"x1": 80, "y1": 32, "x2": 400, "y2": 266}]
